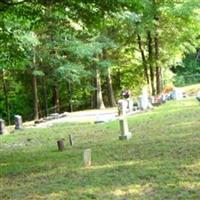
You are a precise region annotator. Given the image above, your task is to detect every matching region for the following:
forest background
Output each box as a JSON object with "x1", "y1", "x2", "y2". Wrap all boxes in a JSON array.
[{"x1": 0, "y1": 0, "x2": 200, "y2": 124}]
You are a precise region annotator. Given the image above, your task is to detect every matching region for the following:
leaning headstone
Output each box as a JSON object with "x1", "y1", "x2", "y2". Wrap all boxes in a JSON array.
[
  {"x1": 118, "y1": 99, "x2": 128, "y2": 116},
  {"x1": 68, "y1": 134, "x2": 73, "y2": 146},
  {"x1": 83, "y1": 149, "x2": 91, "y2": 167},
  {"x1": 57, "y1": 140, "x2": 65, "y2": 151},
  {"x1": 119, "y1": 117, "x2": 132, "y2": 140},
  {"x1": 0, "y1": 119, "x2": 7, "y2": 135},
  {"x1": 14, "y1": 115, "x2": 23, "y2": 130}
]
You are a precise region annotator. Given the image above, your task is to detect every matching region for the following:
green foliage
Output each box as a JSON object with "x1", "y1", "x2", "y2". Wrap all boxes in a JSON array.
[
  {"x1": 0, "y1": 0, "x2": 200, "y2": 122},
  {"x1": 173, "y1": 50, "x2": 200, "y2": 86}
]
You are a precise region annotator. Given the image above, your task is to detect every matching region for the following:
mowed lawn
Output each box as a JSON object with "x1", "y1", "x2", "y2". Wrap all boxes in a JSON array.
[{"x1": 0, "y1": 98, "x2": 200, "y2": 200}]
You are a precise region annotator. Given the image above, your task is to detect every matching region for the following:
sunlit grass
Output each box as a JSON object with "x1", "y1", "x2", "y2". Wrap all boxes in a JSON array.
[{"x1": 0, "y1": 98, "x2": 200, "y2": 199}]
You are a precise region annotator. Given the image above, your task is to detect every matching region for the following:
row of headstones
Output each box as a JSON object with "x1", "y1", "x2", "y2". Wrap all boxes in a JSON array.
[
  {"x1": 0, "y1": 115, "x2": 23, "y2": 135},
  {"x1": 124, "y1": 87, "x2": 154, "y2": 113},
  {"x1": 57, "y1": 135, "x2": 91, "y2": 167},
  {"x1": 56, "y1": 100, "x2": 132, "y2": 167}
]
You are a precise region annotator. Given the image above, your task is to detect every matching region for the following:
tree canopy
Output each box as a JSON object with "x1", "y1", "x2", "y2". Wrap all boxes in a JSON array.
[{"x1": 0, "y1": 0, "x2": 200, "y2": 123}]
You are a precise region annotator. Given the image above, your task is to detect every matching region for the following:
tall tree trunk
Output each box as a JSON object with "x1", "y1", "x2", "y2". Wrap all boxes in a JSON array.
[
  {"x1": 154, "y1": 33, "x2": 162, "y2": 95},
  {"x1": 67, "y1": 81, "x2": 73, "y2": 112},
  {"x1": 147, "y1": 31, "x2": 156, "y2": 96},
  {"x1": 32, "y1": 48, "x2": 39, "y2": 120},
  {"x1": 102, "y1": 49, "x2": 116, "y2": 107},
  {"x1": 1, "y1": 69, "x2": 10, "y2": 124},
  {"x1": 106, "y1": 67, "x2": 116, "y2": 107},
  {"x1": 95, "y1": 66, "x2": 105, "y2": 109},
  {"x1": 137, "y1": 34, "x2": 149, "y2": 84},
  {"x1": 42, "y1": 77, "x2": 48, "y2": 116},
  {"x1": 32, "y1": 74, "x2": 39, "y2": 120},
  {"x1": 52, "y1": 84, "x2": 60, "y2": 113},
  {"x1": 91, "y1": 77, "x2": 96, "y2": 109}
]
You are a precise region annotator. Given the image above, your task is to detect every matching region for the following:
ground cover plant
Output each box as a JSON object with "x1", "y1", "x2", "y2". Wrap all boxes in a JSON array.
[{"x1": 0, "y1": 98, "x2": 200, "y2": 200}]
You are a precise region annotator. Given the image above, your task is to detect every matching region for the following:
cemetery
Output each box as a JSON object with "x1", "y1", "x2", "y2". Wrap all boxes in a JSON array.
[
  {"x1": 0, "y1": 97, "x2": 200, "y2": 200},
  {"x1": 0, "y1": 1, "x2": 200, "y2": 199}
]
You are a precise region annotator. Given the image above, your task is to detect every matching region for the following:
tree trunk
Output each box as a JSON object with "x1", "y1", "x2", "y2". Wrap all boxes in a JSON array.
[
  {"x1": 91, "y1": 77, "x2": 96, "y2": 109},
  {"x1": 52, "y1": 84, "x2": 60, "y2": 113},
  {"x1": 42, "y1": 77, "x2": 48, "y2": 116},
  {"x1": 32, "y1": 48, "x2": 39, "y2": 120},
  {"x1": 106, "y1": 67, "x2": 116, "y2": 107},
  {"x1": 154, "y1": 33, "x2": 162, "y2": 94},
  {"x1": 95, "y1": 66, "x2": 105, "y2": 109},
  {"x1": 1, "y1": 69, "x2": 10, "y2": 124},
  {"x1": 137, "y1": 34, "x2": 149, "y2": 84},
  {"x1": 147, "y1": 31, "x2": 156, "y2": 96},
  {"x1": 102, "y1": 49, "x2": 116, "y2": 107},
  {"x1": 67, "y1": 81, "x2": 73, "y2": 112},
  {"x1": 32, "y1": 74, "x2": 39, "y2": 120}
]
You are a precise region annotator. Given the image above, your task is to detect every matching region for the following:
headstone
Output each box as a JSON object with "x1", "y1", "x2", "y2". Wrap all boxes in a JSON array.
[
  {"x1": 0, "y1": 119, "x2": 7, "y2": 135},
  {"x1": 14, "y1": 115, "x2": 23, "y2": 130},
  {"x1": 83, "y1": 149, "x2": 91, "y2": 167},
  {"x1": 118, "y1": 99, "x2": 128, "y2": 116},
  {"x1": 50, "y1": 113, "x2": 59, "y2": 119},
  {"x1": 127, "y1": 98, "x2": 133, "y2": 112},
  {"x1": 139, "y1": 86, "x2": 152, "y2": 110},
  {"x1": 119, "y1": 117, "x2": 132, "y2": 140},
  {"x1": 57, "y1": 140, "x2": 65, "y2": 151},
  {"x1": 172, "y1": 88, "x2": 183, "y2": 100},
  {"x1": 69, "y1": 134, "x2": 73, "y2": 146}
]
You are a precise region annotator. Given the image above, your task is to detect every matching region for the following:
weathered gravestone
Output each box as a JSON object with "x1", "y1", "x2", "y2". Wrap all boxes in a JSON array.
[
  {"x1": 118, "y1": 99, "x2": 128, "y2": 116},
  {"x1": 14, "y1": 115, "x2": 23, "y2": 130},
  {"x1": 127, "y1": 98, "x2": 133, "y2": 112},
  {"x1": 83, "y1": 149, "x2": 91, "y2": 167},
  {"x1": 0, "y1": 119, "x2": 7, "y2": 135},
  {"x1": 119, "y1": 117, "x2": 132, "y2": 140},
  {"x1": 68, "y1": 134, "x2": 73, "y2": 146},
  {"x1": 118, "y1": 100, "x2": 132, "y2": 140},
  {"x1": 57, "y1": 140, "x2": 65, "y2": 151}
]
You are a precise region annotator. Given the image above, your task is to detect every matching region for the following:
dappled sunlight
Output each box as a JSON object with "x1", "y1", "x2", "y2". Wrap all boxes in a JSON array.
[
  {"x1": 179, "y1": 181, "x2": 200, "y2": 190},
  {"x1": 81, "y1": 160, "x2": 142, "y2": 171},
  {"x1": 181, "y1": 160, "x2": 200, "y2": 170},
  {"x1": 1, "y1": 99, "x2": 200, "y2": 199},
  {"x1": 109, "y1": 184, "x2": 153, "y2": 197},
  {"x1": 25, "y1": 191, "x2": 69, "y2": 200},
  {"x1": 169, "y1": 120, "x2": 200, "y2": 128}
]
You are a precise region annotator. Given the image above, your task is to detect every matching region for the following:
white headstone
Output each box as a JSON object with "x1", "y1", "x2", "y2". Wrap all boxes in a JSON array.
[
  {"x1": 118, "y1": 99, "x2": 128, "y2": 116},
  {"x1": 173, "y1": 88, "x2": 183, "y2": 100},
  {"x1": 127, "y1": 99, "x2": 133, "y2": 112},
  {"x1": 14, "y1": 115, "x2": 23, "y2": 130},
  {"x1": 119, "y1": 117, "x2": 132, "y2": 140},
  {"x1": 83, "y1": 149, "x2": 91, "y2": 167},
  {"x1": 139, "y1": 86, "x2": 152, "y2": 110},
  {"x1": 0, "y1": 119, "x2": 7, "y2": 135}
]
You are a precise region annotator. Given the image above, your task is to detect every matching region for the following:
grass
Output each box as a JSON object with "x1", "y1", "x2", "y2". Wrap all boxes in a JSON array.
[
  {"x1": 0, "y1": 98, "x2": 200, "y2": 200},
  {"x1": 181, "y1": 84, "x2": 200, "y2": 96}
]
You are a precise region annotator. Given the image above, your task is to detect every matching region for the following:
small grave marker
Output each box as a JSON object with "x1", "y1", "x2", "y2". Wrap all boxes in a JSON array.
[
  {"x1": 69, "y1": 134, "x2": 73, "y2": 146},
  {"x1": 14, "y1": 115, "x2": 23, "y2": 130},
  {"x1": 57, "y1": 140, "x2": 65, "y2": 151},
  {"x1": 83, "y1": 149, "x2": 91, "y2": 167},
  {"x1": 0, "y1": 119, "x2": 6, "y2": 135}
]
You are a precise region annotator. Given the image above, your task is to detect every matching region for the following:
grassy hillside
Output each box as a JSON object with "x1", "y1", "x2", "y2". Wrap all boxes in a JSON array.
[
  {"x1": 181, "y1": 84, "x2": 200, "y2": 96},
  {"x1": 0, "y1": 98, "x2": 200, "y2": 200}
]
